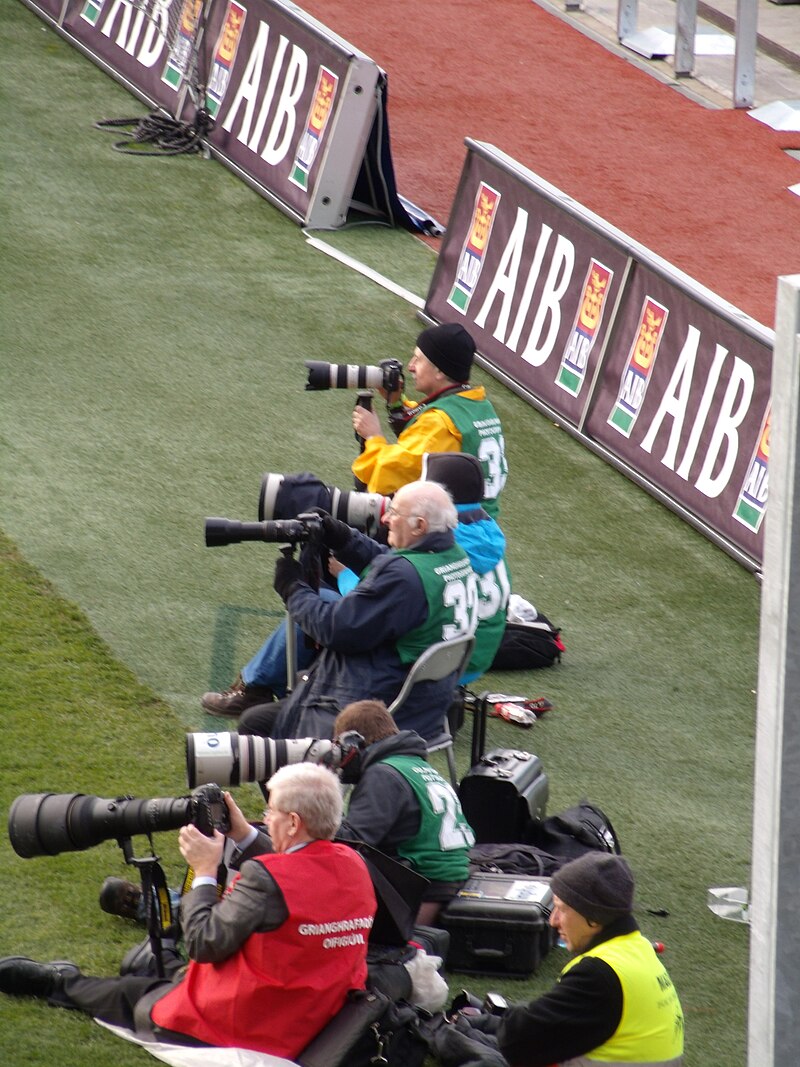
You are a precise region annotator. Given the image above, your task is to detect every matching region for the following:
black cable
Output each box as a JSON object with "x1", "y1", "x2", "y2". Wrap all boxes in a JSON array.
[{"x1": 94, "y1": 108, "x2": 213, "y2": 157}]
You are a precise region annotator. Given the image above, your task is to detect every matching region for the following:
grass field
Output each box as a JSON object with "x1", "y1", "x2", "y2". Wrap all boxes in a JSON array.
[{"x1": 1, "y1": 2, "x2": 758, "y2": 1064}]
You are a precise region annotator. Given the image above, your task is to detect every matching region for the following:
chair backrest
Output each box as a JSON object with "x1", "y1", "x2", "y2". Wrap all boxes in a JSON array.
[{"x1": 386, "y1": 634, "x2": 475, "y2": 717}]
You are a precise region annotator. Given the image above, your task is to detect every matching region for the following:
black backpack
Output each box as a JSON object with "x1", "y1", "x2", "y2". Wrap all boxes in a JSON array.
[
  {"x1": 490, "y1": 613, "x2": 564, "y2": 670},
  {"x1": 525, "y1": 800, "x2": 622, "y2": 861}
]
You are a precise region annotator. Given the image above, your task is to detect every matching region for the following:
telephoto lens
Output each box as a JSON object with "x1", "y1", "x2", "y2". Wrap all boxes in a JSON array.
[
  {"x1": 304, "y1": 361, "x2": 386, "y2": 390},
  {"x1": 259, "y1": 471, "x2": 387, "y2": 538},
  {"x1": 204, "y1": 517, "x2": 310, "y2": 547},
  {"x1": 186, "y1": 733, "x2": 337, "y2": 788},
  {"x1": 8, "y1": 784, "x2": 232, "y2": 859},
  {"x1": 9, "y1": 792, "x2": 193, "y2": 858}
]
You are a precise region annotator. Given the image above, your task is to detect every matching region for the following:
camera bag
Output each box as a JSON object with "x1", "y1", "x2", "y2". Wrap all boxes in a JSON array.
[
  {"x1": 297, "y1": 987, "x2": 431, "y2": 1067},
  {"x1": 410, "y1": 923, "x2": 451, "y2": 963},
  {"x1": 525, "y1": 799, "x2": 623, "y2": 859},
  {"x1": 439, "y1": 872, "x2": 555, "y2": 977},
  {"x1": 458, "y1": 748, "x2": 549, "y2": 843}
]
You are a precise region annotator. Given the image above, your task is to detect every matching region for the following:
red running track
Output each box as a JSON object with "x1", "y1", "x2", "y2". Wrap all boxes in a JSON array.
[{"x1": 301, "y1": 0, "x2": 800, "y2": 329}]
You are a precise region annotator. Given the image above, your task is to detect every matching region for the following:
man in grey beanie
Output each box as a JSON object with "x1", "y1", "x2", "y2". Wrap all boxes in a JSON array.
[
  {"x1": 493, "y1": 852, "x2": 684, "y2": 1066},
  {"x1": 351, "y1": 322, "x2": 508, "y2": 518}
]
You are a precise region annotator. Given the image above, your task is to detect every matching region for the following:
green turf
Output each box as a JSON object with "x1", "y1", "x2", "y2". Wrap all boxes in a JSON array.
[{"x1": 1, "y1": 3, "x2": 757, "y2": 1064}]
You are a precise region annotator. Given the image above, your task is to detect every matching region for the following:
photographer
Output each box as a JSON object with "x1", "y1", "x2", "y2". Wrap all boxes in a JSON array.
[
  {"x1": 237, "y1": 480, "x2": 477, "y2": 742},
  {"x1": 202, "y1": 452, "x2": 508, "y2": 716},
  {"x1": 0, "y1": 764, "x2": 377, "y2": 1060},
  {"x1": 435, "y1": 855, "x2": 684, "y2": 1067},
  {"x1": 352, "y1": 322, "x2": 508, "y2": 518},
  {"x1": 333, "y1": 699, "x2": 475, "y2": 925}
]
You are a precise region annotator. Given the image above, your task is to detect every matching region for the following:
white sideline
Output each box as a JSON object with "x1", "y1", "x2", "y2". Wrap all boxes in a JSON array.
[{"x1": 303, "y1": 233, "x2": 426, "y2": 309}]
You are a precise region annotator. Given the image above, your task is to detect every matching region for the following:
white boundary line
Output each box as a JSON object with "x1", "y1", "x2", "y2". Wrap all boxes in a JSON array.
[{"x1": 303, "y1": 233, "x2": 426, "y2": 309}]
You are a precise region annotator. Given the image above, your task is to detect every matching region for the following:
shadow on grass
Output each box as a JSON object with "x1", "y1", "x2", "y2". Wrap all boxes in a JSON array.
[{"x1": 207, "y1": 604, "x2": 284, "y2": 690}]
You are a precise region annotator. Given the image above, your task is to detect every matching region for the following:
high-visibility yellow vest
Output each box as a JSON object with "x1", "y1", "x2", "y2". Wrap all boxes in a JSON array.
[{"x1": 559, "y1": 931, "x2": 684, "y2": 1065}]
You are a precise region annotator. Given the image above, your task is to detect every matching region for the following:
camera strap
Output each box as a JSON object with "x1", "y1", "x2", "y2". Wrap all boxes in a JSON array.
[
  {"x1": 179, "y1": 861, "x2": 229, "y2": 898},
  {"x1": 388, "y1": 384, "x2": 467, "y2": 436},
  {"x1": 127, "y1": 840, "x2": 177, "y2": 979}
]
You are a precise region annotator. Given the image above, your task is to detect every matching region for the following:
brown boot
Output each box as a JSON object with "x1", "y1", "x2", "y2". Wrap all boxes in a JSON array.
[{"x1": 201, "y1": 673, "x2": 275, "y2": 717}]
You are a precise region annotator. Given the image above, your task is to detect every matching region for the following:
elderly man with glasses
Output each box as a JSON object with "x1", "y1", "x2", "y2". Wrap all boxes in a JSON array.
[
  {"x1": 235, "y1": 479, "x2": 477, "y2": 742},
  {"x1": 0, "y1": 764, "x2": 377, "y2": 1059}
]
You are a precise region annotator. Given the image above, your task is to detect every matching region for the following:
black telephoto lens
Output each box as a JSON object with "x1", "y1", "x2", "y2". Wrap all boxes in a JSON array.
[{"x1": 8, "y1": 792, "x2": 193, "y2": 858}]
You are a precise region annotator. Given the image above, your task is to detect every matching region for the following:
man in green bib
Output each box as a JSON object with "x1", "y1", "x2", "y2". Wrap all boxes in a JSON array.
[
  {"x1": 238, "y1": 480, "x2": 477, "y2": 742},
  {"x1": 333, "y1": 699, "x2": 476, "y2": 926},
  {"x1": 352, "y1": 323, "x2": 508, "y2": 518}
]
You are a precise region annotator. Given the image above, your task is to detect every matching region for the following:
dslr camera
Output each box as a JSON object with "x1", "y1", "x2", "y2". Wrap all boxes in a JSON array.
[
  {"x1": 8, "y1": 782, "x2": 231, "y2": 859},
  {"x1": 305, "y1": 357, "x2": 403, "y2": 394}
]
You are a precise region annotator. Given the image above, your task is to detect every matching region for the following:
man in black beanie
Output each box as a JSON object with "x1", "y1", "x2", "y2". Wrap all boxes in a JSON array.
[
  {"x1": 352, "y1": 322, "x2": 508, "y2": 518},
  {"x1": 492, "y1": 852, "x2": 684, "y2": 1066}
]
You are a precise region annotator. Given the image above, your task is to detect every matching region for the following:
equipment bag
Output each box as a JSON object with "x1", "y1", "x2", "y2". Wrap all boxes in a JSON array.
[
  {"x1": 490, "y1": 616, "x2": 564, "y2": 670},
  {"x1": 297, "y1": 987, "x2": 432, "y2": 1067},
  {"x1": 525, "y1": 799, "x2": 622, "y2": 859},
  {"x1": 490, "y1": 593, "x2": 564, "y2": 671},
  {"x1": 459, "y1": 748, "x2": 549, "y2": 843}
]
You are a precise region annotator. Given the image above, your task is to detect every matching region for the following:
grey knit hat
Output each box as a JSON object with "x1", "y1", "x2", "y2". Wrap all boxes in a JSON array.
[
  {"x1": 416, "y1": 323, "x2": 475, "y2": 383},
  {"x1": 550, "y1": 853, "x2": 634, "y2": 925}
]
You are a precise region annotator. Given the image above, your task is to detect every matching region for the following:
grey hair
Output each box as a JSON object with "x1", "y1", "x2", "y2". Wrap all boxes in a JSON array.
[
  {"x1": 265, "y1": 763, "x2": 343, "y2": 840},
  {"x1": 395, "y1": 480, "x2": 457, "y2": 532}
]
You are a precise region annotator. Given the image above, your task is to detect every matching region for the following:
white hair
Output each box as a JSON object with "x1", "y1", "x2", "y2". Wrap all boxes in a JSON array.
[
  {"x1": 395, "y1": 480, "x2": 457, "y2": 532},
  {"x1": 266, "y1": 763, "x2": 343, "y2": 839}
]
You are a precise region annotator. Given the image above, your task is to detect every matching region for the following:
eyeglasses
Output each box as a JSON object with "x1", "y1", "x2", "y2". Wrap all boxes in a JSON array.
[{"x1": 385, "y1": 504, "x2": 420, "y2": 520}]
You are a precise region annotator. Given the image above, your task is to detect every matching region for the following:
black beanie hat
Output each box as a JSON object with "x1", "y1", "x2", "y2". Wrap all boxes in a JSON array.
[
  {"x1": 416, "y1": 323, "x2": 475, "y2": 383},
  {"x1": 422, "y1": 452, "x2": 484, "y2": 505},
  {"x1": 550, "y1": 853, "x2": 634, "y2": 926}
]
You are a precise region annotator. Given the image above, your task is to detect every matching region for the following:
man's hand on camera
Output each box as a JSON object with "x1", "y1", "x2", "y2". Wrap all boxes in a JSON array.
[
  {"x1": 223, "y1": 791, "x2": 255, "y2": 845},
  {"x1": 352, "y1": 406, "x2": 382, "y2": 442},
  {"x1": 274, "y1": 555, "x2": 304, "y2": 603},
  {"x1": 179, "y1": 823, "x2": 224, "y2": 879},
  {"x1": 307, "y1": 507, "x2": 352, "y2": 550}
]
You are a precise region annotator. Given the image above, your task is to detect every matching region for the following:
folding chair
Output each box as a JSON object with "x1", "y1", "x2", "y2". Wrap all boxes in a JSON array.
[{"x1": 386, "y1": 634, "x2": 475, "y2": 788}]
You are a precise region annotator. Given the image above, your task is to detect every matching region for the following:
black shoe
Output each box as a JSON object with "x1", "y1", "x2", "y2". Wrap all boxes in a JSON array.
[
  {"x1": 99, "y1": 876, "x2": 143, "y2": 921},
  {"x1": 201, "y1": 673, "x2": 275, "y2": 717},
  {"x1": 0, "y1": 956, "x2": 80, "y2": 997}
]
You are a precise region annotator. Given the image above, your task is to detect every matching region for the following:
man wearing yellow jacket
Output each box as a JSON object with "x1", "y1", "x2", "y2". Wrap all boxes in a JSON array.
[
  {"x1": 496, "y1": 852, "x2": 684, "y2": 1066},
  {"x1": 352, "y1": 322, "x2": 508, "y2": 518}
]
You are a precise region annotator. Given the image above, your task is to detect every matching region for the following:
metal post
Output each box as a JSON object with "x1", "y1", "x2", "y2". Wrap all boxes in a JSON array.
[
  {"x1": 674, "y1": 0, "x2": 698, "y2": 76},
  {"x1": 617, "y1": 0, "x2": 639, "y2": 41},
  {"x1": 748, "y1": 275, "x2": 800, "y2": 1066},
  {"x1": 733, "y1": 0, "x2": 758, "y2": 107}
]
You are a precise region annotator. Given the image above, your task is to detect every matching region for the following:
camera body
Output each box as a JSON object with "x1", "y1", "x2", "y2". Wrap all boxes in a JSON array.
[
  {"x1": 8, "y1": 782, "x2": 231, "y2": 859},
  {"x1": 186, "y1": 731, "x2": 366, "y2": 789},
  {"x1": 189, "y1": 782, "x2": 231, "y2": 836},
  {"x1": 449, "y1": 989, "x2": 509, "y2": 1020},
  {"x1": 304, "y1": 357, "x2": 403, "y2": 393}
]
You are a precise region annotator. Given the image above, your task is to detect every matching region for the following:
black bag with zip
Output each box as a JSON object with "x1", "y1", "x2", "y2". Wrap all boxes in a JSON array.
[
  {"x1": 297, "y1": 987, "x2": 431, "y2": 1067},
  {"x1": 490, "y1": 614, "x2": 564, "y2": 670},
  {"x1": 525, "y1": 799, "x2": 622, "y2": 859}
]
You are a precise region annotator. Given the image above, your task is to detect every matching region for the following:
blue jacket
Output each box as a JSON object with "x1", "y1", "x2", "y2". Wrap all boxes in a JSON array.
[
  {"x1": 454, "y1": 503, "x2": 509, "y2": 681},
  {"x1": 271, "y1": 529, "x2": 466, "y2": 740}
]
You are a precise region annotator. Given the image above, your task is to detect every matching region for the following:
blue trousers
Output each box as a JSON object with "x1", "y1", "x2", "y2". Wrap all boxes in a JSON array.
[{"x1": 241, "y1": 587, "x2": 341, "y2": 696}]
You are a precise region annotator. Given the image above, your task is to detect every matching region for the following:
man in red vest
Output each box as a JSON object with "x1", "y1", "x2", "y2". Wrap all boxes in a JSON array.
[{"x1": 0, "y1": 764, "x2": 377, "y2": 1059}]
